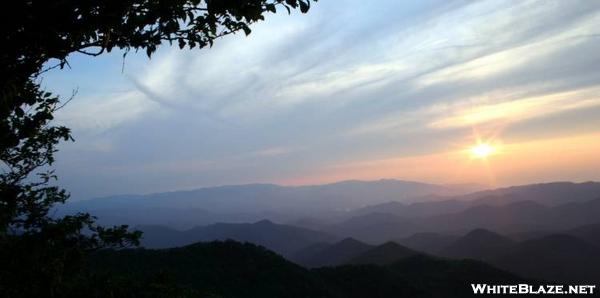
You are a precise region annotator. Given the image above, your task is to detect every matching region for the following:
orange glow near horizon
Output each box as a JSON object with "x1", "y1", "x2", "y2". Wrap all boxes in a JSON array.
[{"x1": 277, "y1": 132, "x2": 600, "y2": 188}]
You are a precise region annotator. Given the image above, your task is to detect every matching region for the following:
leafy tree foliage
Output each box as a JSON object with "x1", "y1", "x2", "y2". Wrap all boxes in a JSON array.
[
  {"x1": 90, "y1": 240, "x2": 535, "y2": 298},
  {"x1": 90, "y1": 241, "x2": 331, "y2": 298},
  {"x1": 0, "y1": 0, "x2": 315, "y2": 296}
]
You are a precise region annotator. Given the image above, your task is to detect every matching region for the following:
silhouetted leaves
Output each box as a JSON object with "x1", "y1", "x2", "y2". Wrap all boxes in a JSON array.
[{"x1": 0, "y1": 0, "x2": 316, "y2": 296}]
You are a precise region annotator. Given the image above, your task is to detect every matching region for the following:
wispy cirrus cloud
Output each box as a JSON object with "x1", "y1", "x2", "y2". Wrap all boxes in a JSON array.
[
  {"x1": 429, "y1": 86, "x2": 600, "y2": 129},
  {"x1": 43, "y1": 0, "x2": 600, "y2": 199},
  {"x1": 55, "y1": 89, "x2": 160, "y2": 133}
]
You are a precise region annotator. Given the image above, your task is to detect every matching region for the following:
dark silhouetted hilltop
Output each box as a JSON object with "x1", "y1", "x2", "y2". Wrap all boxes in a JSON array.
[
  {"x1": 90, "y1": 240, "x2": 331, "y2": 298},
  {"x1": 440, "y1": 229, "x2": 515, "y2": 261},
  {"x1": 139, "y1": 220, "x2": 336, "y2": 257},
  {"x1": 566, "y1": 222, "x2": 600, "y2": 246},
  {"x1": 292, "y1": 237, "x2": 374, "y2": 268},
  {"x1": 326, "y1": 212, "x2": 417, "y2": 243},
  {"x1": 396, "y1": 232, "x2": 459, "y2": 254},
  {"x1": 316, "y1": 254, "x2": 532, "y2": 298},
  {"x1": 348, "y1": 242, "x2": 421, "y2": 265},
  {"x1": 91, "y1": 240, "x2": 531, "y2": 298},
  {"x1": 492, "y1": 234, "x2": 600, "y2": 283}
]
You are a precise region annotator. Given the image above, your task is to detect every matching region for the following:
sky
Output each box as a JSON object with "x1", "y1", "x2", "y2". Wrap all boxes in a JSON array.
[{"x1": 43, "y1": 0, "x2": 600, "y2": 199}]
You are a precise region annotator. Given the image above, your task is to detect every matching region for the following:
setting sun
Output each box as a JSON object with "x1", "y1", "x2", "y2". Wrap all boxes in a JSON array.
[{"x1": 470, "y1": 143, "x2": 495, "y2": 159}]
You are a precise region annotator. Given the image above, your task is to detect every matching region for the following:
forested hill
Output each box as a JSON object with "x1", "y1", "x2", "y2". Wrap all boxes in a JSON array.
[{"x1": 89, "y1": 240, "x2": 536, "y2": 298}]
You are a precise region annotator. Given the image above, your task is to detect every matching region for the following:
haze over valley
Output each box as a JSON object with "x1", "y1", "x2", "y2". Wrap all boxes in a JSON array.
[{"x1": 61, "y1": 179, "x2": 600, "y2": 284}]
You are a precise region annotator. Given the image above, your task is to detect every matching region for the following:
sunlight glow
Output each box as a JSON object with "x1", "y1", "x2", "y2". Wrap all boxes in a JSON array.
[{"x1": 470, "y1": 143, "x2": 495, "y2": 159}]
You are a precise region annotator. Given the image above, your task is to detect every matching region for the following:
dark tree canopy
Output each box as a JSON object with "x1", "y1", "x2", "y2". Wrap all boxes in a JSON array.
[
  {"x1": 2, "y1": 0, "x2": 312, "y2": 84},
  {"x1": 0, "y1": 1, "x2": 316, "y2": 296}
]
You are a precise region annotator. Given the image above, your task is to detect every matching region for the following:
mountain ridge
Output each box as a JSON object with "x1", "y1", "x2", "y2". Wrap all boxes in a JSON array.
[{"x1": 139, "y1": 220, "x2": 337, "y2": 257}]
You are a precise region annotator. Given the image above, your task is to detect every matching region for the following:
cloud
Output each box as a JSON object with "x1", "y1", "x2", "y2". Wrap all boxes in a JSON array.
[
  {"x1": 44, "y1": 0, "x2": 600, "y2": 198},
  {"x1": 430, "y1": 86, "x2": 600, "y2": 129},
  {"x1": 55, "y1": 89, "x2": 160, "y2": 133},
  {"x1": 252, "y1": 146, "x2": 300, "y2": 157}
]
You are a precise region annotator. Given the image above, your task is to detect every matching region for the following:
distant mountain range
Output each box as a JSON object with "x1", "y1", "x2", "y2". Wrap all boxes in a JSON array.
[
  {"x1": 59, "y1": 179, "x2": 482, "y2": 228},
  {"x1": 64, "y1": 180, "x2": 600, "y2": 284},
  {"x1": 567, "y1": 222, "x2": 600, "y2": 246},
  {"x1": 290, "y1": 237, "x2": 373, "y2": 268},
  {"x1": 318, "y1": 195, "x2": 600, "y2": 242},
  {"x1": 138, "y1": 220, "x2": 336, "y2": 257},
  {"x1": 350, "y1": 181, "x2": 600, "y2": 218},
  {"x1": 347, "y1": 242, "x2": 421, "y2": 265},
  {"x1": 289, "y1": 225, "x2": 600, "y2": 284},
  {"x1": 395, "y1": 232, "x2": 458, "y2": 255},
  {"x1": 440, "y1": 228, "x2": 515, "y2": 261},
  {"x1": 432, "y1": 227, "x2": 600, "y2": 283},
  {"x1": 324, "y1": 212, "x2": 417, "y2": 243},
  {"x1": 292, "y1": 238, "x2": 423, "y2": 268},
  {"x1": 60, "y1": 180, "x2": 600, "y2": 233}
]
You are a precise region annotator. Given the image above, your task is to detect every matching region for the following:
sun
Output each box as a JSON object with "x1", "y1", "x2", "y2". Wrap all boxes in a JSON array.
[{"x1": 470, "y1": 143, "x2": 495, "y2": 159}]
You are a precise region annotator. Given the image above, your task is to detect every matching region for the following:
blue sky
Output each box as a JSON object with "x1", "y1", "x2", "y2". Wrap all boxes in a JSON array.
[{"x1": 44, "y1": 0, "x2": 600, "y2": 199}]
